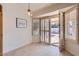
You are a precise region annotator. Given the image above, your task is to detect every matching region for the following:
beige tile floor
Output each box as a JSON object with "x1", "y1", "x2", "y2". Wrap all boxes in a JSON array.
[{"x1": 4, "y1": 43, "x2": 72, "y2": 56}]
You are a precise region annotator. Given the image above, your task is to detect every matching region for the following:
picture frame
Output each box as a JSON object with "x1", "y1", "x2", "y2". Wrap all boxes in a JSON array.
[{"x1": 16, "y1": 18, "x2": 27, "y2": 28}]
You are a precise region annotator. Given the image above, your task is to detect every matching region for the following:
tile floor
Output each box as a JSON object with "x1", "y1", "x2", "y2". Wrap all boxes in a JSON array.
[{"x1": 4, "y1": 43, "x2": 72, "y2": 56}]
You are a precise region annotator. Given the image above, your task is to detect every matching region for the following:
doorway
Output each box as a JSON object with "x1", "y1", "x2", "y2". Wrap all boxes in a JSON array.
[
  {"x1": 0, "y1": 5, "x2": 3, "y2": 56},
  {"x1": 32, "y1": 13, "x2": 65, "y2": 50},
  {"x1": 40, "y1": 15, "x2": 60, "y2": 47},
  {"x1": 50, "y1": 17, "x2": 59, "y2": 47},
  {"x1": 40, "y1": 18, "x2": 50, "y2": 44}
]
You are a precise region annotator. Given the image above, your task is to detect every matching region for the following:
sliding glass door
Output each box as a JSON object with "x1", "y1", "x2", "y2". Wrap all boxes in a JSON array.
[
  {"x1": 44, "y1": 19, "x2": 50, "y2": 44},
  {"x1": 50, "y1": 17, "x2": 59, "y2": 46},
  {"x1": 32, "y1": 15, "x2": 62, "y2": 47},
  {"x1": 32, "y1": 14, "x2": 66, "y2": 53},
  {"x1": 40, "y1": 16, "x2": 59, "y2": 45},
  {"x1": 40, "y1": 18, "x2": 50, "y2": 44},
  {"x1": 40, "y1": 19, "x2": 45, "y2": 43}
]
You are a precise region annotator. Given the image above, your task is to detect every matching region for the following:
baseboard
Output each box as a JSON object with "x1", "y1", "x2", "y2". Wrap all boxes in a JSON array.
[
  {"x1": 0, "y1": 52, "x2": 3, "y2": 56},
  {"x1": 64, "y1": 49, "x2": 75, "y2": 56}
]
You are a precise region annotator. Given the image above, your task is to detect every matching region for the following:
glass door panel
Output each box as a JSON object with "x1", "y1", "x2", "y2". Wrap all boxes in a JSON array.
[
  {"x1": 45, "y1": 32, "x2": 49, "y2": 43},
  {"x1": 40, "y1": 18, "x2": 50, "y2": 44},
  {"x1": 41, "y1": 31, "x2": 44, "y2": 42},
  {"x1": 41, "y1": 19, "x2": 45, "y2": 42},
  {"x1": 32, "y1": 19, "x2": 40, "y2": 42},
  {"x1": 45, "y1": 19, "x2": 50, "y2": 44},
  {"x1": 50, "y1": 17, "x2": 59, "y2": 46}
]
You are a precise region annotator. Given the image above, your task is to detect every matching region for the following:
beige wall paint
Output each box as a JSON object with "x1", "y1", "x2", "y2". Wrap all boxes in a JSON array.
[
  {"x1": 61, "y1": 5, "x2": 79, "y2": 55},
  {"x1": 65, "y1": 6, "x2": 79, "y2": 56},
  {"x1": 2, "y1": 4, "x2": 32, "y2": 54}
]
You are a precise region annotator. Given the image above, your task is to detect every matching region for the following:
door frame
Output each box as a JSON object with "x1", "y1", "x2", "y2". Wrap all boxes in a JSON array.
[
  {"x1": 0, "y1": 4, "x2": 3, "y2": 56},
  {"x1": 59, "y1": 12, "x2": 65, "y2": 51}
]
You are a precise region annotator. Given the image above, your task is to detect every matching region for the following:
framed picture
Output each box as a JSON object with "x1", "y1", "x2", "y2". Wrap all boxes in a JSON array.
[{"x1": 16, "y1": 18, "x2": 27, "y2": 28}]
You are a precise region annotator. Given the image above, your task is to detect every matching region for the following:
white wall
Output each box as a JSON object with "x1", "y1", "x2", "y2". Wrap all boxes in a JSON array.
[{"x1": 2, "y1": 4, "x2": 32, "y2": 54}]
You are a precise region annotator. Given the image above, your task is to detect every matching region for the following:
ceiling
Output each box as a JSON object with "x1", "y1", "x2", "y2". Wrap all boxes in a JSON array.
[
  {"x1": 26, "y1": 3, "x2": 52, "y2": 12},
  {"x1": 25, "y1": 3, "x2": 75, "y2": 17}
]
